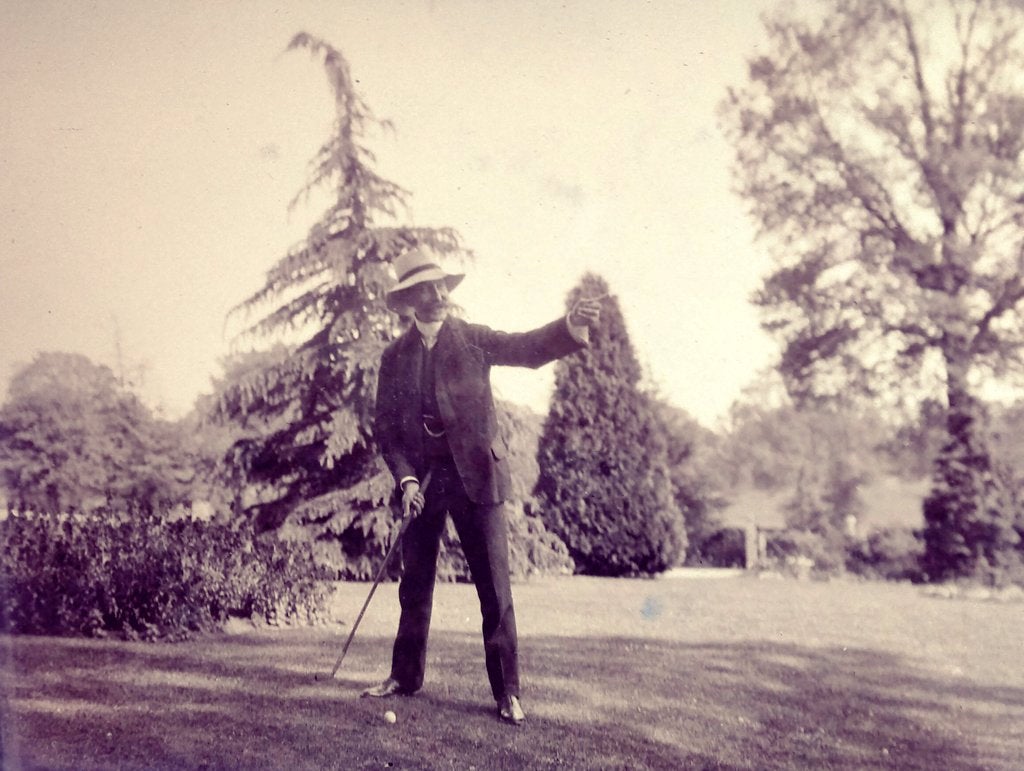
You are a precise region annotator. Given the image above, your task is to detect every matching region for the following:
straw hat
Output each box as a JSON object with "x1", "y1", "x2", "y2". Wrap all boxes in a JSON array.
[{"x1": 386, "y1": 248, "x2": 464, "y2": 311}]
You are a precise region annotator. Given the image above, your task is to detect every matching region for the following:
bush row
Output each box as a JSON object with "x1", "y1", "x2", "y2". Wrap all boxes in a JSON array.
[
  {"x1": 758, "y1": 526, "x2": 1020, "y2": 584},
  {"x1": 0, "y1": 510, "x2": 331, "y2": 641},
  {"x1": 690, "y1": 525, "x2": 931, "y2": 582}
]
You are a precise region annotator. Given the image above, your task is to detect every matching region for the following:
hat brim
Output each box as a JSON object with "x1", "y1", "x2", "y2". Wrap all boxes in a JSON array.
[{"x1": 385, "y1": 269, "x2": 464, "y2": 312}]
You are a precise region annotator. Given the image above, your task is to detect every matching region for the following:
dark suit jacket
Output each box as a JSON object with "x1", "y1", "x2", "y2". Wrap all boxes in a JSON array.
[{"x1": 375, "y1": 316, "x2": 585, "y2": 504}]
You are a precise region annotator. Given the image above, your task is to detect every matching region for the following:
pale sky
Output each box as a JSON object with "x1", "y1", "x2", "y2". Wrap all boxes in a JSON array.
[{"x1": 1, "y1": 0, "x2": 778, "y2": 428}]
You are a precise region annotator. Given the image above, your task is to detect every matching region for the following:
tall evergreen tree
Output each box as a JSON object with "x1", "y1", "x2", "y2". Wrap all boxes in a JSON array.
[
  {"x1": 216, "y1": 35, "x2": 467, "y2": 576},
  {"x1": 922, "y1": 398, "x2": 1022, "y2": 583},
  {"x1": 534, "y1": 274, "x2": 686, "y2": 575}
]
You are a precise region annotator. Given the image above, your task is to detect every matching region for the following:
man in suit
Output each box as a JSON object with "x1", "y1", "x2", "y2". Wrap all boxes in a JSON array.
[{"x1": 363, "y1": 247, "x2": 600, "y2": 725}]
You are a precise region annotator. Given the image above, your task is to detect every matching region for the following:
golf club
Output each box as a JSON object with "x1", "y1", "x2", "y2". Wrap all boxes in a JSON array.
[{"x1": 321, "y1": 468, "x2": 433, "y2": 680}]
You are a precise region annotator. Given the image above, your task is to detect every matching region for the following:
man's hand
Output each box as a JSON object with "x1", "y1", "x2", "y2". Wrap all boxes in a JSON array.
[
  {"x1": 569, "y1": 295, "x2": 604, "y2": 329},
  {"x1": 402, "y1": 480, "x2": 425, "y2": 518}
]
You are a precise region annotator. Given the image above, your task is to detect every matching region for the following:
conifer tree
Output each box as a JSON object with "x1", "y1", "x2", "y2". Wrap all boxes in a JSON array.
[
  {"x1": 922, "y1": 399, "x2": 1022, "y2": 584},
  {"x1": 216, "y1": 34, "x2": 467, "y2": 576},
  {"x1": 533, "y1": 274, "x2": 686, "y2": 575}
]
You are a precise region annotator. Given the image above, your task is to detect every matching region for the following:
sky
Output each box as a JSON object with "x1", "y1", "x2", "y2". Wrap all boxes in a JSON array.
[{"x1": 1, "y1": 0, "x2": 778, "y2": 429}]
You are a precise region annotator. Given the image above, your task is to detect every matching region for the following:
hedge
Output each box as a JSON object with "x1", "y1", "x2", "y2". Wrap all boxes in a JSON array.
[{"x1": 0, "y1": 509, "x2": 330, "y2": 641}]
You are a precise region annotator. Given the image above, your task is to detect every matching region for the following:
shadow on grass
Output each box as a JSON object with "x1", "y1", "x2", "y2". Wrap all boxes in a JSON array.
[{"x1": 2, "y1": 630, "x2": 1021, "y2": 770}]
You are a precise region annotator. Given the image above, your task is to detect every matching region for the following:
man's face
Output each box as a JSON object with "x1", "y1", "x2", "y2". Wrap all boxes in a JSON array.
[{"x1": 407, "y1": 279, "x2": 450, "y2": 323}]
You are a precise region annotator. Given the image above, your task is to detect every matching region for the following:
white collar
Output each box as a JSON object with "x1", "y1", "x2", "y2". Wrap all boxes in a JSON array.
[{"x1": 414, "y1": 318, "x2": 444, "y2": 343}]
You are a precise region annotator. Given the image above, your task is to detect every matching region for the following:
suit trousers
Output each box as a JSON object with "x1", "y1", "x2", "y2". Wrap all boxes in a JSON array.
[{"x1": 389, "y1": 456, "x2": 520, "y2": 701}]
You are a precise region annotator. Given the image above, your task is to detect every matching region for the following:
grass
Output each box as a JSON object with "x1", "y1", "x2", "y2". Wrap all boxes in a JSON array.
[{"x1": 2, "y1": 574, "x2": 1022, "y2": 770}]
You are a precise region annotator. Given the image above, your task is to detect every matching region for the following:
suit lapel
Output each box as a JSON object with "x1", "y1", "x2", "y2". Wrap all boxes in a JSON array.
[
  {"x1": 431, "y1": 319, "x2": 463, "y2": 411},
  {"x1": 433, "y1": 319, "x2": 452, "y2": 371},
  {"x1": 395, "y1": 327, "x2": 423, "y2": 398}
]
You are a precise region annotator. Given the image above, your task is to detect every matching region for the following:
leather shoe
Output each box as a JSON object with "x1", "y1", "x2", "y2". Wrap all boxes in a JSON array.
[
  {"x1": 497, "y1": 694, "x2": 526, "y2": 725},
  {"x1": 360, "y1": 677, "x2": 411, "y2": 698}
]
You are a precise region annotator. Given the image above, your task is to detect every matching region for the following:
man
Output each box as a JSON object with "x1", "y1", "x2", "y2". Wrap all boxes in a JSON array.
[{"x1": 364, "y1": 247, "x2": 600, "y2": 725}]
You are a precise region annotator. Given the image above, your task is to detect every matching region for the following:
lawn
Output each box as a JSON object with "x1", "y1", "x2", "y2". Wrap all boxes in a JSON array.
[{"x1": 2, "y1": 574, "x2": 1022, "y2": 770}]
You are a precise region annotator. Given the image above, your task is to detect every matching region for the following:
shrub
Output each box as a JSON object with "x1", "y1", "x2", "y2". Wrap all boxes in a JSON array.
[
  {"x1": 0, "y1": 509, "x2": 330, "y2": 640},
  {"x1": 763, "y1": 529, "x2": 846, "y2": 577},
  {"x1": 846, "y1": 528, "x2": 925, "y2": 582},
  {"x1": 535, "y1": 274, "x2": 686, "y2": 576},
  {"x1": 922, "y1": 404, "x2": 1022, "y2": 584},
  {"x1": 693, "y1": 527, "x2": 747, "y2": 568}
]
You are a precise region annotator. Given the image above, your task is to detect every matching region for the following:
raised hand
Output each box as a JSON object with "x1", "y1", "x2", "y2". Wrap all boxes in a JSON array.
[{"x1": 569, "y1": 294, "x2": 605, "y2": 329}]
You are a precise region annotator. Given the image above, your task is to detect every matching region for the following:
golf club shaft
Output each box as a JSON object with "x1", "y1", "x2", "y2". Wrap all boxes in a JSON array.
[{"x1": 329, "y1": 469, "x2": 433, "y2": 679}]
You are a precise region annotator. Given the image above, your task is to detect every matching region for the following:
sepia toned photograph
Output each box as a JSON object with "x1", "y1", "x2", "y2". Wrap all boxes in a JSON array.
[{"x1": 2, "y1": 1, "x2": 1022, "y2": 768}]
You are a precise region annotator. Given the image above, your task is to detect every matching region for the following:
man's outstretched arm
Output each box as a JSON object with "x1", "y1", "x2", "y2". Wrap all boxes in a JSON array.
[{"x1": 473, "y1": 297, "x2": 602, "y2": 368}]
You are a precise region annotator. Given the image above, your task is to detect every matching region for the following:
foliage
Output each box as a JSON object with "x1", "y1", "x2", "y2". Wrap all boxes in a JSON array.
[
  {"x1": 190, "y1": 345, "x2": 301, "y2": 519},
  {"x1": 214, "y1": 35, "x2": 468, "y2": 567},
  {"x1": 722, "y1": 0, "x2": 1024, "y2": 582},
  {"x1": 880, "y1": 398, "x2": 949, "y2": 479},
  {"x1": 846, "y1": 528, "x2": 925, "y2": 582},
  {"x1": 534, "y1": 273, "x2": 686, "y2": 576},
  {"x1": 988, "y1": 403, "x2": 1024, "y2": 576},
  {"x1": 989, "y1": 400, "x2": 1024, "y2": 475},
  {"x1": 696, "y1": 527, "x2": 747, "y2": 569},
  {"x1": 0, "y1": 509, "x2": 330, "y2": 641},
  {"x1": 504, "y1": 508, "x2": 575, "y2": 579},
  {"x1": 649, "y1": 398, "x2": 725, "y2": 564},
  {"x1": 717, "y1": 391, "x2": 885, "y2": 538},
  {"x1": 0, "y1": 352, "x2": 195, "y2": 515},
  {"x1": 921, "y1": 401, "x2": 1023, "y2": 584},
  {"x1": 764, "y1": 529, "x2": 847, "y2": 577},
  {"x1": 722, "y1": 0, "x2": 1024, "y2": 407}
]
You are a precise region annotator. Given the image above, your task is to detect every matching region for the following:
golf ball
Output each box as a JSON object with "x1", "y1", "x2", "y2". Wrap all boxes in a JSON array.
[{"x1": 383, "y1": 710, "x2": 397, "y2": 724}]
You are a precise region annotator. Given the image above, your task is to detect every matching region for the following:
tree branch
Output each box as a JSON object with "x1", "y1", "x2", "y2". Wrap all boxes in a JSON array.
[
  {"x1": 949, "y1": 0, "x2": 983, "y2": 150},
  {"x1": 900, "y1": 1, "x2": 963, "y2": 232},
  {"x1": 901, "y1": 0, "x2": 936, "y2": 146},
  {"x1": 971, "y1": 245, "x2": 1024, "y2": 354}
]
